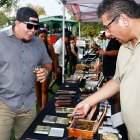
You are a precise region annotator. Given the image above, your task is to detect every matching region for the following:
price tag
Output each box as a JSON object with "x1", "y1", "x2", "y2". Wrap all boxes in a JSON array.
[{"x1": 111, "y1": 112, "x2": 124, "y2": 128}]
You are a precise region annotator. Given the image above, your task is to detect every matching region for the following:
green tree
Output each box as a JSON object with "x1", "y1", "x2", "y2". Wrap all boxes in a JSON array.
[
  {"x1": 0, "y1": 0, "x2": 19, "y2": 8},
  {"x1": 26, "y1": 3, "x2": 47, "y2": 16},
  {"x1": 70, "y1": 15, "x2": 78, "y2": 22},
  {"x1": 80, "y1": 22, "x2": 103, "y2": 37},
  {"x1": 0, "y1": 0, "x2": 19, "y2": 28},
  {"x1": 70, "y1": 15, "x2": 103, "y2": 37},
  {"x1": 0, "y1": 12, "x2": 11, "y2": 27}
]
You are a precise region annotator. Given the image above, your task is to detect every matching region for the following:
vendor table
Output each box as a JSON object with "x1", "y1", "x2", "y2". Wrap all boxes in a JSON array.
[
  {"x1": 20, "y1": 55, "x2": 127, "y2": 140},
  {"x1": 20, "y1": 81, "x2": 95, "y2": 140}
]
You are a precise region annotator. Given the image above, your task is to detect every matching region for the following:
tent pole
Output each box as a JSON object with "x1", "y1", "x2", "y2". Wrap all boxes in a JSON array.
[
  {"x1": 62, "y1": 0, "x2": 66, "y2": 83},
  {"x1": 79, "y1": 21, "x2": 81, "y2": 45}
]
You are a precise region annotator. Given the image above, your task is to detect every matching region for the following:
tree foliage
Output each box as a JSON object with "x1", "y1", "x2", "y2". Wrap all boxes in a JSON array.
[
  {"x1": 80, "y1": 22, "x2": 103, "y2": 37},
  {"x1": 0, "y1": 0, "x2": 19, "y2": 8},
  {"x1": 70, "y1": 15, "x2": 78, "y2": 22},
  {"x1": 70, "y1": 16, "x2": 103, "y2": 37},
  {"x1": 0, "y1": 2, "x2": 47, "y2": 28},
  {"x1": 26, "y1": 3, "x2": 47, "y2": 16},
  {"x1": 0, "y1": 0, "x2": 19, "y2": 28},
  {"x1": 0, "y1": 12, "x2": 10, "y2": 27}
]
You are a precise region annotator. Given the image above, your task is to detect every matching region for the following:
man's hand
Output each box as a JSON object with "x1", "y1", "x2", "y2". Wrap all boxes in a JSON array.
[
  {"x1": 98, "y1": 48, "x2": 105, "y2": 55},
  {"x1": 34, "y1": 68, "x2": 48, "y2": 83},
  {"x1": 73, "y1": 102, "x2": 91, "y2": 118}
]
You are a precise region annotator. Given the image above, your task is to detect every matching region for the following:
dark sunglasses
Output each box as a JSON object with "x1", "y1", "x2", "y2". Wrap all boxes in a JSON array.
[
  {"x1": 104, "y1": 15, "x2": 119, "y2": 30},
  {"x1": 22, "y1": 22, "x2": 39, "y2": 30}
]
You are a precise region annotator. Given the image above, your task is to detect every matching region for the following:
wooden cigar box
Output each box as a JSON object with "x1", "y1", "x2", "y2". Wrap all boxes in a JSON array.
[{"x1": 68, "y1": 105, "x2": 107, "y2": 139}]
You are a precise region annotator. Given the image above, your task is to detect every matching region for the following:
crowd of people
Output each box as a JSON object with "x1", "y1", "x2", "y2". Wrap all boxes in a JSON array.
[{"x1": 35, "y1": 22, "x2": 78, "y2": 111}]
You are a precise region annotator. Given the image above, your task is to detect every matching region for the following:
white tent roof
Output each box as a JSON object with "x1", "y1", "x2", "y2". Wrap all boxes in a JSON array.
[{"x1": 60, "y1": 0, "x2": 140, "y2": 22}]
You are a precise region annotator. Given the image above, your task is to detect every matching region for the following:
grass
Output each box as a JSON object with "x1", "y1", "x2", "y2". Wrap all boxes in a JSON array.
[{"x1": 10, "y1": 128, "x2": 16, "y2": 140}]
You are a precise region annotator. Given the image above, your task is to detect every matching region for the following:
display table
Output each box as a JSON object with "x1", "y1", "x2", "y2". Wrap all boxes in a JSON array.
[
  {"x1": 20, "y1": 55, "x2": 127, "y2": 140},
  {"x1": 20, "y1": 82, "x2": 89, "y2": 140},
  {"x1": 20, "y1": 56, "x2": 104, "y2": 140}
]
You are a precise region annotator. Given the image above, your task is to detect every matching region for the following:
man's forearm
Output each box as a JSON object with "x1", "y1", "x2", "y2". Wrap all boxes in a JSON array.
[
  {"x1": 43, "y1": 63, "x2": 52, "y2": 73},
  {"x1": 82, "y1": 79, "x2": 120, "y2": 107},
  {"x1": 104, "y1": 50, "x2": 119, "y2": 57}
]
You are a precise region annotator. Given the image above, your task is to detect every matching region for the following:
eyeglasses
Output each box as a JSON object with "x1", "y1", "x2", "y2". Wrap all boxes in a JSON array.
[
  {"x1": 22, "y1": 22, "x2": 39, "y2": 30},
  {"x1": 104, "y1": 15, "x2": 119, "y2": 30}
]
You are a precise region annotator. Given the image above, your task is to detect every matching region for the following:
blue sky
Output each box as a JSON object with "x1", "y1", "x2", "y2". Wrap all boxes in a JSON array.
[{"x1": 18, "y1": 0, "x2": 71, "y2": 19}]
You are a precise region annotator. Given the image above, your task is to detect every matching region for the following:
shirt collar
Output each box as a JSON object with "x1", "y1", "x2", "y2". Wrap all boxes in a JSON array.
[
  {"x1": 5, "y1": 25, "x2": 14, "y2": 36},
  {"x1": 123, "y1": 42, "x2": 133, "y2": 50},
  {"x1": 123, "y1": 40, "x2": 140, "y2": 50},
  {"x1": 0, "y1": 25, "x2": 14, "y2": 36}
]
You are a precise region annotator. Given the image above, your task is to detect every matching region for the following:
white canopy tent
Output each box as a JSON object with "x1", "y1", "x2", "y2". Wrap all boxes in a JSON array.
[
  {"x1": 60, "y1": 0, "x2": 140, "y2": 22},
  {"x1": 60, "y1": 0, "x2": 102, "y2": 22}
]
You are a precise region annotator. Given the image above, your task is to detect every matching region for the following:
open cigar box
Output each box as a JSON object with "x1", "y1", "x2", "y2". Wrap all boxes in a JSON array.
[
  {"x1": 68, "y1": 105, "x2": 108, "y2": 139},
  {"x1": 76, "y1": 64, "x2": 90, "y2": 70}
]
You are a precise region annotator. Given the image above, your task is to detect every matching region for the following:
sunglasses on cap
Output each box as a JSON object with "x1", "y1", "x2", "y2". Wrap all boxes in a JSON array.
[
  {"x1": 22, "y1": 21, "x2": 39, "y2": 30},
  {"x1": 39, "y1": 28, "x2": 47, "y2": 31}
]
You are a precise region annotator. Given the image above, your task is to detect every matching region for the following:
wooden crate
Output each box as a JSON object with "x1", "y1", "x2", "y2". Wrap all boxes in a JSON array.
[
  {"x1": 68, "y1": 105, "x2": 107, "y2": 139},
  {"x1": 76, "y1": 64, "x2": 90, "y2": 70}
]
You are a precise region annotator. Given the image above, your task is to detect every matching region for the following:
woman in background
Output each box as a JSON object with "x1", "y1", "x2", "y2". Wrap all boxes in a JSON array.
[
  {"x1": 69, "y1": 37, "x2": 78, "y2": 75},
  {"x1": 36, "y1": 28, "x2": 58, "y2": 110}
]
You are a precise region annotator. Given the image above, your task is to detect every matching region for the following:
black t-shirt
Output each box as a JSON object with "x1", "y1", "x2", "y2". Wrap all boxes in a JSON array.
[{"x1": 103, "y1": 38, "x2": 121, "y2": 77}]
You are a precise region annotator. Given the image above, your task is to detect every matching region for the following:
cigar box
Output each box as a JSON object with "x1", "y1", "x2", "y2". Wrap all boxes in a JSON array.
[
  {"x1": 68, "y1": 105, "x2": 107, "y2": 139},
  {"x1": 56, "y1": 90, "x2": 76, "y2": 95},
  {"x1": 76, "y1": 64, "x2": 86, "y2": 70},
  {"x1": 65, "y1": 77, "x2": 79, "y2": 83}
]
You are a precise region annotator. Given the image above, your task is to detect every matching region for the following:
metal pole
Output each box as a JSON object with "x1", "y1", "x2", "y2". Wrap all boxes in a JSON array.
[
  {"x1": 79, "y1": 21, "x2": 81, "y2": 44},
  {"x1": 62, "y1": 0, "x2": 66, "y2": 83}
]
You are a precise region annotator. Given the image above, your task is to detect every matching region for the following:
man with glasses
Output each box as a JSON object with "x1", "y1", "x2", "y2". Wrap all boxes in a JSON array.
[
  {"x1": 74, "y1": 0, "x2": 140, "y2": 139},
  {"x1": 103, "y1": 15, "x2": 120, "y2": 31},
  {"x1": 0, "y1": 7, "x2": 52, "y2": 139}
]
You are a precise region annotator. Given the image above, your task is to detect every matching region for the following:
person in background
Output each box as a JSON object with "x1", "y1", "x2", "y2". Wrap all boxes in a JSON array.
[
  {"x1": 69, "y1": 37, "x2": 78, "y2": 75},
  {"x1": 99, "y1": 32, "x2": 110, "y2": 51},
  {"x1": 74, "y1": 0, "x2": 140, "y2": 139},
  {"x1": 0, "y1": 7, "x2": 52, "y2": 139},
  {"x1": 36, "y1": 28, "x2": 57, "y2": 110},
  {"x1": 97, "y1": 33, "x2": 121, "y2": 81},
  {"x1": 64, "y1": 29, "x2": 72, "y2": 76},
  {"x1": 89, "y1": 32, "x2": 94, "y2": 48},
  {"x1": 53, "y1": 33, "x2": 70, "y2": 85},
  {"x1": 97, "y1": 33, "x2": 121, "y2": 113}
]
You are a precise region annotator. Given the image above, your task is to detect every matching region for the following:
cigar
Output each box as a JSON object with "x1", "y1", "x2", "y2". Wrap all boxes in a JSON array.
[{"x1": 67, "y1": 112, "x2": 84, "y2": 117}]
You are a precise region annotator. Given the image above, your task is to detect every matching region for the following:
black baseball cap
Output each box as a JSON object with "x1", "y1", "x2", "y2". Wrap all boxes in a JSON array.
[
  {"x1": 65, "y1": 32, "x2": 71, "y2": 39},
  {"x1": 60, "y1": 32, "x2": 71, "y2": 39},
  {"x1": 101, "y1": 32, "x2": 106, "y2": 37},
  {"x1": 16, "y1": 7, "x2": 39, "y2": 24}
]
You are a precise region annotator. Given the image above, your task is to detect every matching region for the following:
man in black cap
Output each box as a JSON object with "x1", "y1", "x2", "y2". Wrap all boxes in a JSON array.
[{"x1": 0, "y1": 7, "x2": 52, "y2": 139}]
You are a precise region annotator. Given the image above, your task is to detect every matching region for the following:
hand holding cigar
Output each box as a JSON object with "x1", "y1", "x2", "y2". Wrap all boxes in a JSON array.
[{"x1": 67, "y1": 112, "x2": 84, "y2": 118}]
